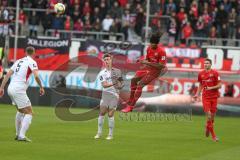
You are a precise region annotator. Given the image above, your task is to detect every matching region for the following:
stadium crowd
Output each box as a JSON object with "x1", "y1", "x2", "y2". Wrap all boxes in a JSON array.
[{"x1": 0, "y1": 0, "x2": 240, "y2": 45}]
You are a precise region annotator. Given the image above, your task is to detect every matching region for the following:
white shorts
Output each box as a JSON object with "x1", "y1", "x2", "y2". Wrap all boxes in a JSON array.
[
  {"x1": 7, "y1": 86, "x2": 31, "y2": 109},
  {"x1": 100, "y1": 92, "x2": 119, "y2": 110}
]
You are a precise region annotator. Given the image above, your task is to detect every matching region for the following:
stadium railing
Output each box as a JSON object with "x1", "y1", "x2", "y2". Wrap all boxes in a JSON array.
[{"x1": 46, "y1": 29, "x2": 125, "y2": 41}]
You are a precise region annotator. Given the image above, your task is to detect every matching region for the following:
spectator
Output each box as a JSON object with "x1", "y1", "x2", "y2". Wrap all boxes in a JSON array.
[
  {"x1": 135, "y1": 6, "x2": 144, "y2": 36},
  {"x1": 52, "y1": 14, "x2": 64, "y2": 37},
  {"x1": 0, "y1": 6, "x2": 9, "y2": 36},
  {"x1": 92, "y1": 7, "x2": 102, "y2": 23},
  {"x1": 177, "y1": 8, "x2": 185, "y2": 25},
  {"x1": 99, "y1": 1, "x2": 108, "y2": 21},
  {"x1": 42, "y1": 9, "x2": 53, "y2": 35},
  {"x1": 102, "y1": 14, "x2": 113, "y2": 32},
  {"x1": 168, "y1": 16, "x2": 177, "y2": 44},
  {"x1": 64, "y1": 16, "x2": 73, "y2": 38},
  {"x1": 28, "y1": 11, "x2": 39, "y2": 37},
  {"x1": 215, "y1": 4, "x2": 228, "y2": 32},
  {"x1": 196, "y1": 16, "x2": 205, "y2": 37},
  {"x1": 178, "y1": 0, "x2": 187, "y2": 10},
  {"x1": 228, "y1": 8, "x2": 237, "y2": 38},
  {"x1": 151, "y1": 0, "x2": 164, "y2": 15},
  {"x1": 165, "y1": 0, "x2": 176, "y2": 15},
  {"x1": 74, "y1": 18, "x2": 83, "y2": 32},
  {"x1": 236, "y1": 26, "x2": 240, "y2": 46},
  {"x1": 18, "y1": 9, "x2": 26, "y2": 35},
  {"x1": 222, "y1": 0, "x2": 232, "y2": 13},
  {"x1": 221, "y1": 23, "x2": 228, "y2": 46},
  {"x1": 151, "y1": 12, "x2": 161, "y2": 34},
  {"x1": 84, "y1": 19, "x2": 92, "y2": 32},
  {"x1": 92, "y1": 18, "x2": 101, "y2": 32},
  {"x1": 209, "y1": 26, "x2": 217, "y2": 45},
  {"x1": 108, "y1": 1, "x2": 123, "y2": 19},
  {"x1": 73, "y1": 18, "x2": 82, "y2": 38},
  {"x1": 34, "y1": 0, "x2": 47, "y2": 24},
  {"x1": 71, "y1": 4, "x2": 80, "y2": 22},
  {"x1": 118, "y1": 0, "x2": 128, "y2": 8},
  {"x1": 82, "y1": 1, "x2": 92, "y2": 16},
  {"x1": 190, "y1": 1, "x2": 198, "y2": 18},
  {"x1": 109, "y1": 20, "x2": 118, "y2": 40},
  {"x1": 181, "y1": 22, "x2": 193, "y2": 44},
  {"x1": 121, "y1": 9, "x2": 130, "y2": 40}
]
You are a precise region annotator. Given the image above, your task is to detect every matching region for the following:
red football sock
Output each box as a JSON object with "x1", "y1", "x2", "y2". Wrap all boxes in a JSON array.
[
  {"x1": 128, "y1": 81, "x2": 137, "y2": 105},
  {"x1": 207, "y1": 120, "x2": 216, "y2": 138},
  {"x1": 131, "y1": 85, "x2": 144, "y2": 106}
]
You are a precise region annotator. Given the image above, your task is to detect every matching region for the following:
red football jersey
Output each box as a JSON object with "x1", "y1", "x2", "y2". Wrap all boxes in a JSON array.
[
  {"x1": 198, "y1": 69, "x2": 221, "y2": 99},
  {"x1": 145, "y1": 46, "x2": 166, "y2": 70}
]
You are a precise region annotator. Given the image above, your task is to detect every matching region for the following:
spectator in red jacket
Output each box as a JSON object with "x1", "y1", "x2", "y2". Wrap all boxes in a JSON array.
[
  {"x1": 181, "y1": 22, "x2": 193, "y2": 44},
  {"x1": 18, "y1": 9, "x2": 26, "y2": 35}
]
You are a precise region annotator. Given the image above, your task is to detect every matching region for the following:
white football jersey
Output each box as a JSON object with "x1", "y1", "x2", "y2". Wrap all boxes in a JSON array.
[
  {"x1": 99, "y1": 67, "x2": 122, "y2": 96},
  {"x1": 9, "y1": 56, "x2": 38, "y2": 90}
]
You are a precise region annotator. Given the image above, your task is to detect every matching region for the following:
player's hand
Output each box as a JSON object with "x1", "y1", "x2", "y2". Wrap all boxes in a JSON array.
[
  {"x1": 39, "y1": 87, "x2": 45, "y2": 96},
  {"x1": 205, "y1": 86, "x2": 212, "y2": 90},
  {"x1": 192, "y1": 94, "x2": 200, "y2": 102},
  {"x1": 140, "y1": 60, "x2": 149, "y2": 64},
  {"x1": 0, "y1": 88, "x2": 4, "y2": 97}
]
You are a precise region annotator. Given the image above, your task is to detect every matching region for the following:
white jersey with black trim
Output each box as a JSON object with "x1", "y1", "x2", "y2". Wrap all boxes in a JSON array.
[
  {"x1": 9, "y1": 56, "x2": 38, "y2": 91},
  {"x1": 98, "y1": 67, "x2": 122, "y2": 96}
]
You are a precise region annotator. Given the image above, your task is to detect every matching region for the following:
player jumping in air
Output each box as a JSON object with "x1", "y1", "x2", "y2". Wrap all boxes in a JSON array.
[
  {"x1": 121, "y1": 34, "x2": 167, "y2": 113},
  {"x1": 94, "y1": 53, "x2": 124, "y2": 140},
  {"x1": 193, "y1": 58, "x2": 221, "y2": 142},
  {"x1": 0, "y1": 46, "x2": 45, "y2": 142}
]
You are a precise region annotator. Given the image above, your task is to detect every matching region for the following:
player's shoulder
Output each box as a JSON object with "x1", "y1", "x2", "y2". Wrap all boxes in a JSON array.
[
  {"x1": 198, "y1": 70, "x2": 205, "y2": 75},
  {"x1": 157, "y1": 46, "x2": 165, "y2": 53},
  {"x1": 211, "y1": 69, "x2": 219, "y2": 75},
  {"x1": 27, "y1": 56, "x2": 37, "y2": 64},
  {"x1": 211, "y1": 69, "x2": 218, "y2": 73}
]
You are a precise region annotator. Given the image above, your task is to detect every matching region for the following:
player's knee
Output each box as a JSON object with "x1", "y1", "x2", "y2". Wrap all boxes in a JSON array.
[
  {"x1": 131, "y1": 78, "x2": 138, "y2": 84},
  {"x1": 99, "y1": 112, "x2": 105, "y2": 116},
  {"x1": 137, "y1": 82, "x2": 145, "y2": 88},
  {"x1": 108, "y1": 113, "x2": 114, "y2": 117}
]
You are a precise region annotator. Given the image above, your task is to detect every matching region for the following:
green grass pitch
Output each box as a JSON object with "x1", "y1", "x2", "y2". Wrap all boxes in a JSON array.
[{"x1": 0, "y1": 104, "x2": 240, "y2": 160}]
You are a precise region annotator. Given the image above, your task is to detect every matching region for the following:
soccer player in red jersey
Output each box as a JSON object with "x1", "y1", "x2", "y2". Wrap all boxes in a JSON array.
[
  {"x1": 193, "y1": 58, "x2": 221, "y2": 142},
  {"x1": 121, "y1": 34, "x2": 167, "y2": 113}
]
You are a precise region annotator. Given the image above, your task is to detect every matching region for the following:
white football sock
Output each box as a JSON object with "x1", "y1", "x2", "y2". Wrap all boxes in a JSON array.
[
  {"x1": 97, "y1": 116, "x2": 104, "y2": 135},
  {"x1": 15, "y1": 112, "x2": 24, "y2": 136},
  {"x1": 108, "y1": 116, "x2": 114, "y2": 136},
  {"x1": 19, "y1": 114, "x2": 32, "y2": 138}
]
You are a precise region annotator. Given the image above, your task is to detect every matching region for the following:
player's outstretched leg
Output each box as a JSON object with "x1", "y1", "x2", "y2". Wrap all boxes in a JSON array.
[
  {"x1": 122, "y1": 73, "x2": 159, "y2": 113},
  {"x1": 122, "y1": 77, "x2": 141, "y2": 113}
]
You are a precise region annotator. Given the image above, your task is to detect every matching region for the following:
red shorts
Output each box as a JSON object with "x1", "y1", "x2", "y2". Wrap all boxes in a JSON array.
[{"x1": 202, "y1": 98, "x2": 218, "y2": 113}]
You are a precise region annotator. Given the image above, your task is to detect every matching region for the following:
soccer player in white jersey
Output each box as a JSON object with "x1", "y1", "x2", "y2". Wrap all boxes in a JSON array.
[
  {"x1": 0, "y1": 46, "x2": 45, "y2": 142},
  {"x1": 94, "y1": 53, "x2": 124, "y2": 140}
]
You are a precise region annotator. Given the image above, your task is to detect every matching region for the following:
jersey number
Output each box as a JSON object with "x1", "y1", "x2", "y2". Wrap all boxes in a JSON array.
[{"x1": 15, "y1": 61, "x2": 23, "y2": 72}]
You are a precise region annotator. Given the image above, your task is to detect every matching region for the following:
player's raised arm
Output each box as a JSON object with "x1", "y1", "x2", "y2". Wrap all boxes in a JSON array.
[
  {"x1": 115, "y1": 70, "x2": 124, "y2": 89},
  {"x1": 0, "y1": 69, "x2": 14, "y2": 97}
]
